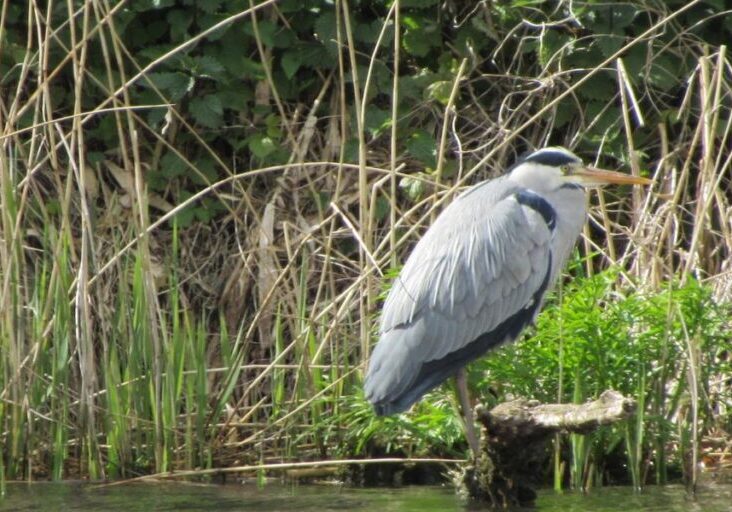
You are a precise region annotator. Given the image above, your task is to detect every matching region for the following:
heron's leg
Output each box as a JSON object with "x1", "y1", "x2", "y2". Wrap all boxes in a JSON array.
[{"x1": 456, "y1": 368, "x2": 480, "y2": 458}]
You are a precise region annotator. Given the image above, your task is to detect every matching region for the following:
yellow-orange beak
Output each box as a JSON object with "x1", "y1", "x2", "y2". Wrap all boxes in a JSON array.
[{"x1": 572, "y1": 165, "x2": 653, "y2": 187}]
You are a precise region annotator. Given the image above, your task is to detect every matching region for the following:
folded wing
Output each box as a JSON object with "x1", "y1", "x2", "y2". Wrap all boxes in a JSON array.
[{"x1": 365, "y1": 180, "x2": 557, "y2": 415}]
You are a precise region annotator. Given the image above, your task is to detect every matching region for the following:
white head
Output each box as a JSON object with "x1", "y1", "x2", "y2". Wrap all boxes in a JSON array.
[{"x1": 508, "y1": 146, "x2": 652, "y2": 192}]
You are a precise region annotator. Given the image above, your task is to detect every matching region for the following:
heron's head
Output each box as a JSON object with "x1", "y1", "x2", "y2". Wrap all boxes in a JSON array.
[{"x1": 509, "y1": 146, "x2": 652, "y2": 192}]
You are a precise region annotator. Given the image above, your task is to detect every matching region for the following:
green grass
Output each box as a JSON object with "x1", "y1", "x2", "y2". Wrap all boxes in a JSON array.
[{"x1": 474, "y1": 268, "x2": 729, "y2": 487}]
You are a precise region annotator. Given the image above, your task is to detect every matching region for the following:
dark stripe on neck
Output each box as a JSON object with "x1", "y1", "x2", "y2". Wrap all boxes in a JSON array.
[{"x1": 515, "y1": 190, "x2": 557, "y2": 231}]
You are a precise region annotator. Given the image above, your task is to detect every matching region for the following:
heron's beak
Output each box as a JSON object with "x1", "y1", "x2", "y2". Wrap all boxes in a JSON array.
[{"x1": 572, "y1": 166, "x2": 653, "y2": 187}]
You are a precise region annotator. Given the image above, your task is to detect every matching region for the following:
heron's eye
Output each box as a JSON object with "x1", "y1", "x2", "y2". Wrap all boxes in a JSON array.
[{"x1": 559, "y1": 165, "x2": 571, "y2": 175}]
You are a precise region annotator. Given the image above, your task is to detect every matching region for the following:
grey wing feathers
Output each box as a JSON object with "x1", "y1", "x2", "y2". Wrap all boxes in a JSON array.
[{"x1": 365, "y1": 180, "x2": 556, "y2": 414}]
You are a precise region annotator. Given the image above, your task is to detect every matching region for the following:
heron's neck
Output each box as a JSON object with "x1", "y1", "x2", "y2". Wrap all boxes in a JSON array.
[{"x1": 546, "y1": 185, "x2": 587, "y2": 278}]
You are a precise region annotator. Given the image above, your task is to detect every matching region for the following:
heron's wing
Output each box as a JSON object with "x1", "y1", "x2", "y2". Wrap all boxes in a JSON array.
[{"x1": 365, "y1": 179, "x2": 557, "y2": 414}]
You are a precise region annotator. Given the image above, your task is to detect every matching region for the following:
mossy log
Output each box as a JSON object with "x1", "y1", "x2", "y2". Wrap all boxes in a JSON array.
[{"x1": 459, "y1": 390, "x2": 636, "y2": 507}]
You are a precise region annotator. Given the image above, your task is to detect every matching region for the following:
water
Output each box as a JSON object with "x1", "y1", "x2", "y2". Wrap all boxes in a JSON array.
[{"x1": 1, "y1": 482, "x2": 731, "y2": 511}]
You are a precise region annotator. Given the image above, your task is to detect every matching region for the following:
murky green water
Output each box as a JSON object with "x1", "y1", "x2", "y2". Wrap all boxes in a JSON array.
[{"x1": 1, "y1": 482, "x2": 731, "y2": 511}]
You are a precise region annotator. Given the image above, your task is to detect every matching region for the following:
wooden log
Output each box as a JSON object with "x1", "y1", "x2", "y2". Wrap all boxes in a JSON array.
[{"x1": 458, "y1": 390, "x2": 636, "y2": 507}]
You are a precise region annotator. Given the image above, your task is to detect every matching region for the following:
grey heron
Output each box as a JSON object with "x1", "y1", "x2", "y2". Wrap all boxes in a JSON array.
[{"x1": 364, "y1": 146, "x2": 651, "y2": 455}]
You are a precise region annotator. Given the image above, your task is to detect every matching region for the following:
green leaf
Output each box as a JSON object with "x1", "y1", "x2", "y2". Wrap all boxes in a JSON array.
[
  {"x1": 88, "y1": 151, "x2": 105, "y2": 165},
  {"x1": 248, "y1": 134, "x2": 277, "y2": 159},
  {"x1": 586, "y1": 4, "x2": 638, "y2": 34},
  {"x1": 166, "y1": 9, "x2": 193, "y2": 41},
  {"x1": 373, "y1": 196, "x2": 390, "y2": 222},
  {"x1": 399, "y1": 71, "x2": 437, "y2": 103},
  {"x1": 595, "y1": 35, "x2": 624, "y2": 59},
  {"x1": 648, "y1": 55, "x2": 678, "y2": 91},
  {"x1": 240, "y1": 57, "x2": 266, "y2": 80},
  {"x1": 217, "y1": 85, "x2": 251, "y2": 113},
  {"x1": 314, "y1": 12, "x2": 338, "y2": 56},
  {"x1": 265, "y1": 114, "x2": 282, "y2": 140},
  {"x1": 190, "y1": 156, "x2": 218, "y2": 185},
  {"x1": 552, "y1": 98, "x2": 576, "y2": 129},
  {"x1": 457, "y1": 20, "x2": 494, "y2": 54},
  {"x1": 143, "y1": 72, "x2": 193, "y2": 101},
  {"x1": 297, "y1": 43, "x2": 331, "y2": 68},
  {"x1": 136, "y1": 42, "x2": 172, "y2": 60},
  {"x1": 272, "y1": 26, "x2": 297, "y2": 48},
  {"x1": 438, "y1": 159, "x2": 458, "y2": 181},
  {"x1": 401, "y1": 15, "x2": 420, "y2": 30},
  {"x1": 211, "y1": 34, "x2": 264, "y2": 79},
  {"x1": 193, "y1": 55, "x2": 226, "y2": 79},
  {"x1": 198, "y1": 0, "x2": 224, "y2": 13},
  {"x1": 622, "y1": 45, "x2": 646, "y2": 82},
  {"x1": 355, "y1": 18, "x2": 393, "y2": 46},
  {"x1": 406, "y1": 129, "x2": 437, "y2": 167},
  {"x1": 538, "y1": 29, "x2": 567, "y2": 68},
  {"x1": 364, "y1": 108, "x2": 391, "y2": 138},
  {"x1": 173, "y1": 205, "x2": 195, "y2": 228},
  {"x1": 195, "y1": 197, "x2": 225, "y2": 222},
  {"x1": 243, "y1": 20, "x2": 277, "y2": 47},
  {"x1": 160, "y1": 151, "x2": 187, "y2": 178},
  {"x1": 425, "y1": 80, "x2": 452, "y2": 105},
  {"x1": 128, "y1": 19, "x2": 169, "y2": 47},
  {"x1": 403, "y1": 27, "x2": 439, "y2": 57},
  {"x1": 578, "y1": 72, "x2": 615, "y2": 101},
  {"x1": 343, "y1": 139, "x2": 359, "y2": 163},
  {"x1": 189, "y1": 94, "x2": 224, "y2": 128},
  {"x1": 195, "y1": 206, "x2": 214, "y2": 223},
  {"x1": 199, "y1": 13, "x2": 229, "y2": 41},
  {"x1": 281, "y1": 50, "x2": 302, "y2": 79},
  {"x1": 584, "y1": 101, "x2": 619, "y2": 135},
  {"x1": 402, "y1": 17, "x2": 440, "y2": 57}
]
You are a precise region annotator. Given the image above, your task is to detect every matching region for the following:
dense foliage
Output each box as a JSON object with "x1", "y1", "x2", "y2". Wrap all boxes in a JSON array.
[{"x1": 3, "y1": 1, "x2": 731, "y2": 207}]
